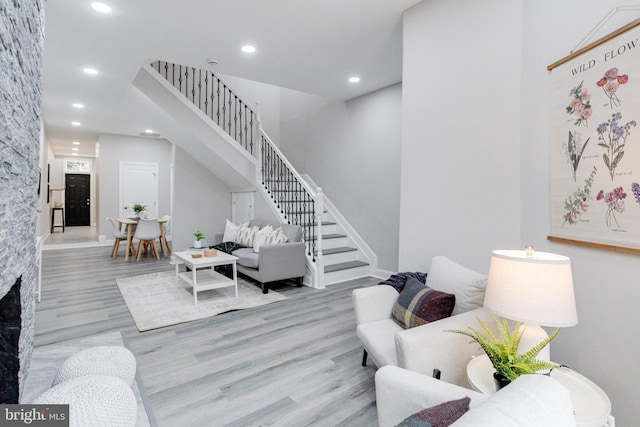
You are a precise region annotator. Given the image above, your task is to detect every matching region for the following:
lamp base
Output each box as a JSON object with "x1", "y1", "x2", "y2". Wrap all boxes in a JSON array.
[{"x1": 518, "y1": 323, "x2": 551, "y2": 364}]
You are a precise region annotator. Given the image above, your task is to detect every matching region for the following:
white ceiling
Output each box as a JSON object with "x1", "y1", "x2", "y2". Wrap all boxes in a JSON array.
[{"x1": 42, "y1": 0, "x2": 422, "y2": 157}]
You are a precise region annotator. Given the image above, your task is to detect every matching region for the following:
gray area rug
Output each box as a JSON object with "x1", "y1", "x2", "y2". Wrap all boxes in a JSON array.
[
  {"x1": 22, "y1": 331, "x2": 156, "y2": 427},
  {"x1": 116, "y1": 271, "x2": 287, "y2": 332}
]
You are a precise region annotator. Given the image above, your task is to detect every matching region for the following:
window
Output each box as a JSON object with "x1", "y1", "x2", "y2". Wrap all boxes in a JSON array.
[{"x1": 65, "y1": 159, "x2": 91, "y2": 172}]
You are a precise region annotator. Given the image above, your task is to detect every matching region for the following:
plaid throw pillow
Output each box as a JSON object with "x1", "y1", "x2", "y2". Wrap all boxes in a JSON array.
[{"x1": 391, "y1": 277, "x2": 455, "y2": 329}]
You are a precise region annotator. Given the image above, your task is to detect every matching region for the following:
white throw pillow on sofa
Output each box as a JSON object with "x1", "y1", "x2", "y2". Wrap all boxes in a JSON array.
[
  {"x1": 236, "y1": 224, "x2": 260, "y2": 247},
  {"x1": 266, "y1": 227, "x2": 288, "y2": 245},
  {"x1": 425, "y1": 256, "x2": 487, "y2": 316},
  {"x1": 253, "y1": 225, "x2": 273, "y2": 253},
  {"x1": 222, "y1": 219, "x2": 247, "y2": 243}
]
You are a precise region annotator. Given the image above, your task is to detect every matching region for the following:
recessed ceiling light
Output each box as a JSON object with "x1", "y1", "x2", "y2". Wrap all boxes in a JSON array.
[
  {"x1": 72, "y1": 103, "x2": 84, "y2": 109},
  {"x1": 72, "y1": 141, "x2": 80, "y2": 145},
  {"x1": 71, "y1": 121, "x2": 81, "y2": 126},
  {"x1": 141, "y1": 130, "x2": 161, "y2": 137},
  {"x1": 349, "y1": 77, "x2": 361, "y2": 83},
  {"x1": 241, "y1": 45, "x2": 256, "y2": 54},
  {"x1": 72, "y1": 152, "x2": 78, "y2": 156},
  {"x1": 91, "y1": 2, "x2": 111, "y2": 13},
  {"x1": 83, "y1": 67, "x2": 98, "y2": 75},
  {"x1": 72, "y1": 148, "x2": 79, "y2": 151}
]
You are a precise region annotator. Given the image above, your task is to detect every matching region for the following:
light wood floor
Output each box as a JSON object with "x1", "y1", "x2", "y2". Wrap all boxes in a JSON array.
[
  {"x1": 44, "y1": 225, "x2": 99, "y2": 246},
  {"x1": 36, "y1": 246, "x2": 380, "y2": 427}
]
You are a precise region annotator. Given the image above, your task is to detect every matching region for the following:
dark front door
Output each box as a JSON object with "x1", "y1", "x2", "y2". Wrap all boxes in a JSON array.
[{"x1": 65, "y1": 174, "x2": 90, "y2": 226}]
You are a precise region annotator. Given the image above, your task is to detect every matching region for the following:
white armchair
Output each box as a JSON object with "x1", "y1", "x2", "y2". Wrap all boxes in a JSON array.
[
  {"x1": 352, "y1": 256, "x2": 494, "y2": 387},
  {"x1": 375, "y1": 365, "x2": 575, "y2": 427}
]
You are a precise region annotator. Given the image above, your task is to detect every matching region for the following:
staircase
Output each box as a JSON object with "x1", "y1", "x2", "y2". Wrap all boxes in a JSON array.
[
  {"x1": 134, "y1": 60, "x2": 373, "y2": 287},
  {"x1": 299, "y1": 175, "x2": 372, "y2": 284},
  {"x1": 316, "y1": 220, "x2": 371, "y2": 283}
]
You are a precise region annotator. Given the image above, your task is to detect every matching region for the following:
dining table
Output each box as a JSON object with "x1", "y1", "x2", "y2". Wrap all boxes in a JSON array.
[{"x1": 117, "y1": 217, "x2": 170, "y2": 262}]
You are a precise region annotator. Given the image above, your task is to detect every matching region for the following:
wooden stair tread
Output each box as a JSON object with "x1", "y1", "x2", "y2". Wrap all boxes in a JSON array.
[
  {"x1": 305, "y1": 233, "x2": 345, "y2": 241},
  {"x1": 324, "y1": 260, "x2": 369, "y2": 273},
  {"x1": 295, "y1": 221, "x2": 335, "y2": 227},
  {"x1": 321, "y1": 247, "x2": 358, "y2": 255}
]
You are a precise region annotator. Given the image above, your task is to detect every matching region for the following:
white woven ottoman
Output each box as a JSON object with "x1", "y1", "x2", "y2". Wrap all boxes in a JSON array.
[
  {"x1": 35, "y1": 375, "x2": 137, "y2": 427},
  {"x1": 53, "y1": 346, "x2": 137, "y2": 386}
]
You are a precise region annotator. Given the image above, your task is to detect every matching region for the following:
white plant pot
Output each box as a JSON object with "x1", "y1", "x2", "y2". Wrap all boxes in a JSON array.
[{"x1": 193, "y1": 241, "x2": 202, "y2": 249}]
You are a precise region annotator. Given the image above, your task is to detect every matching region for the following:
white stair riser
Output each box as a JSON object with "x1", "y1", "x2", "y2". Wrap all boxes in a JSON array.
[
  {"x1": 321, "y1": 251, "x2": 359, "y2": 264},
  {"x1": 317, "y1": 224, "x2": 337, "y2": 235},
  {"x1": 293, "y1": 223, "x2": 338, "y2": 235},
  {"x1": 314, "y1": 236, "x2": 348, "y2": 250},
  {"x1": 324, "y1": 265, "x2": 371, "y2": 285}
]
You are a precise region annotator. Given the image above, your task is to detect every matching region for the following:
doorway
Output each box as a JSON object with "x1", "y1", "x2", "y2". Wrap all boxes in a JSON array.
[
  {"x1": 232, "y1": 192, "x2": 255, "y2": 224},
  {"x1": 65, "y1": 174, "x2": 91, "y2": 226},
  {"x1": 120, "y1": 162, "x2": 158, "y2": 218}
]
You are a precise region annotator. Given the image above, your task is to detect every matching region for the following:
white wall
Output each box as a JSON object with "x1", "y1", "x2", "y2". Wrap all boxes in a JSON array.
[
  {"x1": 279, "y1": 84, "x2": 402, "y2": 271},
  {"x1": 97, "y1": 134, "x2": 172, "y2": 238},
  {"x1": 253, "y1": 190, "x2": 280, "y2": 223},
  {"x1": 400, "y1": 0, "x2": 523, "y2": 273},
  {"x1": 218, "y1": 72, "x2": 282, "y2": 143},
  {"x1": 172, "y1": 145, "x2": 231, "y2": 250},
  {"x1": 521, "y1": 1, "x2": 640, "y2": 423}
]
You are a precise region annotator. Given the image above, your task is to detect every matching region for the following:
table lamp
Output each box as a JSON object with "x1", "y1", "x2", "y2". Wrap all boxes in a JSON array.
[{"x1": 482, "y1": 246, "x2": 578, "y2": 362}]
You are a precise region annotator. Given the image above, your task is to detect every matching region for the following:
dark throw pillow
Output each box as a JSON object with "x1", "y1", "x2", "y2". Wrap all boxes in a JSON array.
[
  {"x1": 391, "y1": 277, "x2": 455, "y2": 329},
  {"x1": 395, "y1": 396, "x2": 471, "y2": 427},
  {"x1": 378, "y1": 271, "x2": 427, "y2": 293}
]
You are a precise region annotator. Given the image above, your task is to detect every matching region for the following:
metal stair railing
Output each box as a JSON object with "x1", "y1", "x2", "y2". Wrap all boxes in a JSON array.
[
  {"x1": 149, "y1": 60, "x2": 325, "y2": 287},
  {"x1": 257, "y1": 129, "x2": 324, "y2": 286},
  {"x1": 151, "y1": 60, "x2": 256, "y2": 156}
]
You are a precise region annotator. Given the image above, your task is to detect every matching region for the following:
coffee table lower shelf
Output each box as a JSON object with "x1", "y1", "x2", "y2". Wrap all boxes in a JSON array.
[
  {"x1": 177, "y1": 270, "x2": 238, "y2": 305},
  {"x1": 173, "y1": 250, "x2": 239, "y2": 305}
]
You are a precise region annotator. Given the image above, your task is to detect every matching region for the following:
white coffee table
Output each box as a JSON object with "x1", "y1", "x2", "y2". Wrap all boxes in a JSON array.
[
  {"x1": 173, "y1": 250, "x2": 239, "y2": 305},
  {"x1": 467, "y1": 354, "x2": 613, "y2": 427}
]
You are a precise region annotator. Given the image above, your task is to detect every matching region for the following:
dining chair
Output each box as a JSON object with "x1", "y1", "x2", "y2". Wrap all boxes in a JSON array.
[
  {"x1": 133, "y1": 218, "x2": 161, "y2": 261},
  {"x1": 107, "y1": 217, "x2": 134, "y2": 258},
  {"x1": 159, "y1": 214, "x2": 171, "y2": 255},
  {"x1": 161, "y1": 214, "x2": 171, "y2": 231}
]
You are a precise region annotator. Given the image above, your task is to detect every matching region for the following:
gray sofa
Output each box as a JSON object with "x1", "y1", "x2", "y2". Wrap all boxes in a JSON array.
[{"x1": 213, "y1": 219, "x2": 307, "y2": 294}]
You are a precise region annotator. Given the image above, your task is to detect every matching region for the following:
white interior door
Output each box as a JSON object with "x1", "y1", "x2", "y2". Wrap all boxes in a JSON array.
[
  {"x1": 120, "y1": 162, "x2": 158, "y2": 218},
  {"x1": 232, "y1": 192, "x2": 254, "y2": 224}
]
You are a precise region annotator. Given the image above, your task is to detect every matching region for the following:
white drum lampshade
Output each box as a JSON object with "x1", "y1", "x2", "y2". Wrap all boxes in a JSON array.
[{"x1": 484, "y1": 248, "x2": 578, "y2": 328}]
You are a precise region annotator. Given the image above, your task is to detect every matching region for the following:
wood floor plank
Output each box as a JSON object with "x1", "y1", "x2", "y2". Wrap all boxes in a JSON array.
[{"x1": 36, "y1": 246, "x2": 383, "y2": 426}]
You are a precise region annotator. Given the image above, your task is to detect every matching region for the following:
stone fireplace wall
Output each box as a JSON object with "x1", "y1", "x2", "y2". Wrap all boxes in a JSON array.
[{"x1": 0, "y1": 0, "x2": 45, "y2": 400}]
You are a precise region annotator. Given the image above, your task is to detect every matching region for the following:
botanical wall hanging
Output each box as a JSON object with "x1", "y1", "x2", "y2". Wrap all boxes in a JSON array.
[{"x1": 548, "y1": 18, "x2": 640, "y2": 255}]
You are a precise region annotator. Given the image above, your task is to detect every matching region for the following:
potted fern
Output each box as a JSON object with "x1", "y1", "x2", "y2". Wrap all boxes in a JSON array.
[{"x1": 448, "y1": 316, "x2": 564, "y2": 389}]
